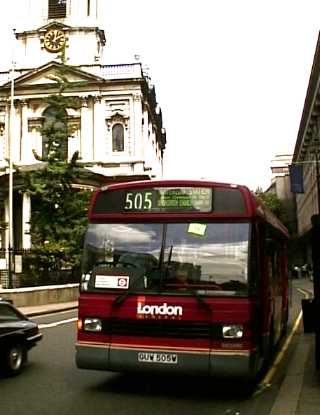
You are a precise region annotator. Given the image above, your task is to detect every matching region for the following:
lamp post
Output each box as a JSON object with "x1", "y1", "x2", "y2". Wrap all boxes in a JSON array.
[{"x1": 8, "y1": 31, "x2": 15, "y2": 288}]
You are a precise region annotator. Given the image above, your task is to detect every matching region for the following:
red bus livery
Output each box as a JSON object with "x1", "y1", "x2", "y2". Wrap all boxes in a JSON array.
[{"x1": 75, "y1": 180, "x2": 289, "y2": 381}]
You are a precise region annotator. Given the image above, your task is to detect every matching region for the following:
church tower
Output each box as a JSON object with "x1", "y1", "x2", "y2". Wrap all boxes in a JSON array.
[
  {"x1": 0, "y1": 0, "x2": 166, "y2": 264},
  {"x1": 15, "y1": 0, "x2": 105, "y2": 67}
]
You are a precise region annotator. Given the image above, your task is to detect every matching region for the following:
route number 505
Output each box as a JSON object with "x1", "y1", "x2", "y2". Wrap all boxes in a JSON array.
[{"x1": 124, "y1": 192, "x2": 153, "y2": 210}]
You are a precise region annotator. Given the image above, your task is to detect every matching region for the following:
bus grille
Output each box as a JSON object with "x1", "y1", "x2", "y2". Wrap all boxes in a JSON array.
[{"x1": 103, "y1": 319, "x2": 221, "y2": 339}]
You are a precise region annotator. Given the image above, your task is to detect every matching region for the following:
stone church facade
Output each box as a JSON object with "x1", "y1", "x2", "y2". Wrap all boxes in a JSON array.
[{"x1": 0, "y1": 0, "x2": 166, "y2": 252}]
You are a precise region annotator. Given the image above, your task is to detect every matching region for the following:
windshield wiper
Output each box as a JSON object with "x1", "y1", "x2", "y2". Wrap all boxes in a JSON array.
[
  {"x1": 166, "y1": 283, "x2": 213, "y2": 314},
  {"x1": 186, "y1": 286, "x2": 212, "y2": 314}
]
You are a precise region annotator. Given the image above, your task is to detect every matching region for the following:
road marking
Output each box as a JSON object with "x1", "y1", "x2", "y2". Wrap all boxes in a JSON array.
[
  {"x1": 297, "y1": 287, "x2": 311, "y2": 297},
  {"x1": 269, "y1": 337, "x2": 311, "y2": 415},
  {"x1": 262, "y1": 310, "x2": 303, "y2": 386},
  {"x1": 257, "y1": 286, "x2": 309, "y2": 391},
  {"x1": 39, "y1": 317, "x2": 77, "y2": 329}
]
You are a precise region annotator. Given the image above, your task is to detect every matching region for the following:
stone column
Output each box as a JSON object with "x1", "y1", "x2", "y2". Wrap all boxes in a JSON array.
[
  {"x1": 22, "y1": 193, "x2": 31, "y2": 250},
  {"x1": 13, "y1": 100, "x2": 21, "y2": 163},
  {"x1": 20, "y1": 100, "x2": 29, "y2": 163},
  {"x1": 132, "y1": 92, "x2": 143, "y2": 158},
  {"x1": 1, "y1": 101, "x2": 10, "y2": 163},
  {"x1": 4, "y1": 197, "x2": 9, "y2": 251},
  {"x1": 80, "y1": 96, "x2": 92, "y2": 161},
  {"x1": 7, "y1": 99, "x2": 20, "y2": 164},
  {"x1": 93, "y1": 95, "x2": 103, "y2": 161},
  {"x1": 143, "y1": 107, "x2": 151, "y2": 168}
]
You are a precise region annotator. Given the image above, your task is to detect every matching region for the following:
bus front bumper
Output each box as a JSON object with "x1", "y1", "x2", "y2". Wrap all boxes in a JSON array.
[{"x1": 75, "y1": 342, "x2": 259, "y2": 379}]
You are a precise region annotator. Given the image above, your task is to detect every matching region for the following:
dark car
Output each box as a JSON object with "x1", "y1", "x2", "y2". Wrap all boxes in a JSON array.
[{"x1": 0, "y1": 299, "x2": 42, "y2": 375}]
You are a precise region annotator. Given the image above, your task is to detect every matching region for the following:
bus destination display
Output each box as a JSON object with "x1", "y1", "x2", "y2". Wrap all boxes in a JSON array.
[{"x1": 93, "y1": 187, "x2": 213, "y2": 213}]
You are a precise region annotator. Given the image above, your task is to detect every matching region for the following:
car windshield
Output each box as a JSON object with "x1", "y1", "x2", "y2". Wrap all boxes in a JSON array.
[{"x1": 81, "y1": 222, "x2": 250, "y2": 296}]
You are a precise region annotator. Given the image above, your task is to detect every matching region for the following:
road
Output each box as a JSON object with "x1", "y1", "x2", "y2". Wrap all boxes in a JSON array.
[{"x1": 0, "y1": 285, "x2": 304, "y2": 415}]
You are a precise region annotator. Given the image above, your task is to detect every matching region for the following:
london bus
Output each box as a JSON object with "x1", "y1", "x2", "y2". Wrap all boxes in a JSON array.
[{"x1": 75, "y1": 179, "x2": 289, "y2": 382}]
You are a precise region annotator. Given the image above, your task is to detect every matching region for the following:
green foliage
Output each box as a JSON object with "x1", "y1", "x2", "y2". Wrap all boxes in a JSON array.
[
  {"x1": 255, "y1": 187, "x2": 297, "y2": 235},
  {"x1": 255, "y1": 187, "x2": 285, "y2": 219},
  {"x1": 20, "y1": 76, "x2": 91, "y2": 279}
]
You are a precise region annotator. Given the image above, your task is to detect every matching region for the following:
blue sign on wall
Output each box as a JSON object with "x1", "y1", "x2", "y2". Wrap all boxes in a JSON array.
[{"x1": 289, "y1": 164, "x2": 304, "y2": 193}]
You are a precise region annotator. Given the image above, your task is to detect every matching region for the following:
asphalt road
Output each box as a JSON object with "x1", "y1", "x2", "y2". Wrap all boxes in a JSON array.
[{"x1": 0, "y1": 286, "x2": 304, "y2": 415}]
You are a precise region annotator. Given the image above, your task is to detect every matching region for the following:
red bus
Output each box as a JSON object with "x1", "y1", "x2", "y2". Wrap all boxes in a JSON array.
[{"x1": 75, "y1": 180, "x2": 289, "y2": 382}]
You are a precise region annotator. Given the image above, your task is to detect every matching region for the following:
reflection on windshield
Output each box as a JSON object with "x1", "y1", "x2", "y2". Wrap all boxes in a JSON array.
[{"x1": 81, "y1": 222, "x2": 249, "y2": 296}]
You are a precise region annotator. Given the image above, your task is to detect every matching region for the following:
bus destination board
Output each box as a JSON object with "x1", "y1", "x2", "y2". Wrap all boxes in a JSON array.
[{"x1": 93, "y1": 187, "x2": 213, "y2": 213}]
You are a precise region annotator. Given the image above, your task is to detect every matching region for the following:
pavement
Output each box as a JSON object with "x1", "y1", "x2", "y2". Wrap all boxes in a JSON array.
[
  {"x1": 269, "y1": 277, "x2": 320, "y2": 415},
  {"x1": 19, "y1": 279, "x2": 320, "y2": 415},
  {"x1": 20, "y1": 300, "x2": 78, "y2": 317}
]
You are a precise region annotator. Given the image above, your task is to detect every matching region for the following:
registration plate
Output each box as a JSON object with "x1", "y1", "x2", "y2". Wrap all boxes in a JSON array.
[{"x1": 138, "y1": 352, "x2": 178, "y2": 364}]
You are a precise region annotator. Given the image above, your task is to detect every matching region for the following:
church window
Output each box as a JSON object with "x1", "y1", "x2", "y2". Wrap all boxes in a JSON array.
[
  {"x1": 42, "y1": 106, "x2": 68, "y2": 160},
  {"x1": 112, "y1": 123, "x2": 124, "y2": 152},
  {"x1": 48, "y1": 0, "x2": 67, "y2": 19}
]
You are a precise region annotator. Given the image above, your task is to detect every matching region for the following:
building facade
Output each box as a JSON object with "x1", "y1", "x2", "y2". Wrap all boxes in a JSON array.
[
  {"x1": 292, "y1": 31, "x2": 320, "y2": 265},
  {"x1": 0, "y1": 0, "x2": 166, "y2": 252},
  {"x1": 267, "y1": 154, "x2": 298, "y2": 267},
  {"x1": 269, "y1": 154, "x2": 293, "y2": 201}
]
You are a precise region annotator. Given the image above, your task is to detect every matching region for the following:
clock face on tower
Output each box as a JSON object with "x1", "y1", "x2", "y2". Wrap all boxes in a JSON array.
[{"x1": 44, "y1": 29, "x2": 66, "y2": 52}]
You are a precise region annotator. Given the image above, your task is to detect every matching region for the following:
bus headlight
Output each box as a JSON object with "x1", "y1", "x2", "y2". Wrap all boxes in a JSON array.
[
  {"x1": 222, "y1": 324, "x2": 244, "y2": 339},
  {"x1": 83, "y1": 318, "x2": 102, "y2": 332}
]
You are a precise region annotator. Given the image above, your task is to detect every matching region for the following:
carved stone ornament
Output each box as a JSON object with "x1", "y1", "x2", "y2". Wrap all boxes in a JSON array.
[
  {"x1": 106, "y1": 114, "x2": 129, "y2": 131},
  {"x1": 68, "y1": 117, "x2": 80, "y2": 135},
  {"x1": 133, "y1": 92, "x2": 141, "y2": 101},
  {"x1": 28, "y1": 117, "x2": 44, "y2": 133},
  {"x1": 93, "y1": 95, "x2": 102, "y2": 104}
]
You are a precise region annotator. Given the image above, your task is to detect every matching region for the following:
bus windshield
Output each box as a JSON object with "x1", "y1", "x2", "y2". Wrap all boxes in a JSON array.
[{"x1": 81, "y1": 222, "x2": 250, "y2": 296}]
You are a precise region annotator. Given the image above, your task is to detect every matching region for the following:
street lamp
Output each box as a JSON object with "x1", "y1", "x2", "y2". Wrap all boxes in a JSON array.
[{"x1": 8, "y1": 30, "x2": 15, "y2": 288}]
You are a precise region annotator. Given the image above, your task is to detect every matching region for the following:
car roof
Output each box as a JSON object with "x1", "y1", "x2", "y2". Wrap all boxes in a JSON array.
[{"x1": 0, "y1": 298, "x2": 14, "y2": 305}]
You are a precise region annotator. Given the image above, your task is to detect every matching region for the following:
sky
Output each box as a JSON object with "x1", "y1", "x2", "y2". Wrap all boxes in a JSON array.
[{"x1": 1, "y1": 1, "x2": 320, "y2": 190}]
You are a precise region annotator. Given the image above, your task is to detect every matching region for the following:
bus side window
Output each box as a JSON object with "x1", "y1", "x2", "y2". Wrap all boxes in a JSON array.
[
  {"x1": 265, "y1": 238, "x2": 275, "y2": 283},
  {"x1": 266, "y1": 238, "x2": 282, "y2": 296},
  {"x1": 249, "y1": 224, "x2": 260, "y2": 292}
]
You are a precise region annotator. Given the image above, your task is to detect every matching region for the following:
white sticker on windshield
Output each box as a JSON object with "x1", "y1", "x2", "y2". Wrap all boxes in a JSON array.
[
  {"x1": 188, "y1": 223, "x2": 207, "y2": 236},
  {"x1": 95, "y1": 275, "x2": 129, "y2": 289}
]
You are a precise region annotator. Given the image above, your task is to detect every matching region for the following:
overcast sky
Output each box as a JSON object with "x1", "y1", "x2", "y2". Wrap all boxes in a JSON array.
[{"x1": 1, "y1": 1, "x2": 320, "y2": 190}]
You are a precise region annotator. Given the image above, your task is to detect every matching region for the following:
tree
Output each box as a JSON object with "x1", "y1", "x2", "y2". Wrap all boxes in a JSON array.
[
  {"x1": 20, "y1": 78, "x2": 91, "y2": 283},
  {"x1": 254, "y1": 187, "x2": 296, "y2": 234},
  {"x1": 255, "y1": 187, "x2": 285, "y2": 219}
]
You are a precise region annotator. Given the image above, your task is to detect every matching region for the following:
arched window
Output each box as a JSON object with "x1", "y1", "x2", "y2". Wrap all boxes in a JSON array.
[
  {"x1": 42, "y1": 106, "x2": 68, "y2": 160},
  {"x1": 112, "y1": 123, "x2": 124, "y2": 152}
]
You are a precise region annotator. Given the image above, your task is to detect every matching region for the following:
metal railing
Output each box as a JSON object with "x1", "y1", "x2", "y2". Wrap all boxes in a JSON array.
[{"x1": 0, "y1": 248, "x2": 80, "y2": 289}]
